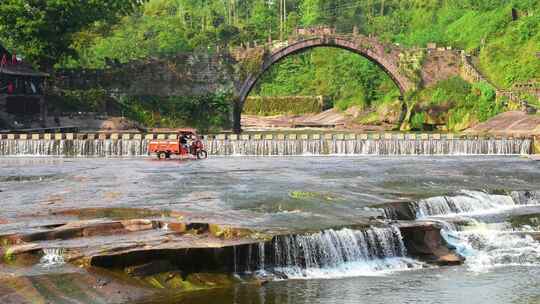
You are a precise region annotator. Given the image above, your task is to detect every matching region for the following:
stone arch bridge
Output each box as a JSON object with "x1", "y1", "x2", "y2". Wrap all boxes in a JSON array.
[
  {"x1": 54, "y1": 29, "x2": 466, "y2": 133},
  {"x1": 231, "y1": 32, "x2": 419, "y2": 132}
]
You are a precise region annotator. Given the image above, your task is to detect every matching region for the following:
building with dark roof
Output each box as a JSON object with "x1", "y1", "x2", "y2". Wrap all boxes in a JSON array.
[{"x1": 1, "y1": 43, "x2": 48, "y2": 128}]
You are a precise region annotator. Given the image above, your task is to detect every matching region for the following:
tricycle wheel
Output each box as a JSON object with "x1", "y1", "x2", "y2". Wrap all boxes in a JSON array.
[
  {"x1": 158, "y1": 152, "x2": 167, "y2": 159},
  {"x1": 197, "y1": 150, "x2": 208, "y2": 159}
]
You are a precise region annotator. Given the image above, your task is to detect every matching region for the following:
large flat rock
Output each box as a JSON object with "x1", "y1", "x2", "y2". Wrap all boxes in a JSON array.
[{"x1": 465, "y1": 111, "x2": 540, "y2": 136}]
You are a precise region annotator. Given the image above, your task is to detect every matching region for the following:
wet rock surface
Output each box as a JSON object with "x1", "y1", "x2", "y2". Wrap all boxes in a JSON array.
[{"x1": 399, "y1": 222, "x2": 464, "y2": 266}]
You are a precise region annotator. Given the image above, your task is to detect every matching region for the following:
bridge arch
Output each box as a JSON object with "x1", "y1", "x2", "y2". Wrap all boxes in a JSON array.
[{"x1": 234, "y1": 36, "x2": 415, "y2": 132}]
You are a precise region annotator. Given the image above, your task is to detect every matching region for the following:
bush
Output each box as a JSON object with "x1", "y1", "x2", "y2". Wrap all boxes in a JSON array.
[
  {"x1": 122, "y1": 92, "x2": 231, "y2": 133},
  {"x1": 47, "y1": 89, "x2": 110, "y2": 113},
  {"x1": 410, "y1": 112, "x2": 426, "y2": 130}
]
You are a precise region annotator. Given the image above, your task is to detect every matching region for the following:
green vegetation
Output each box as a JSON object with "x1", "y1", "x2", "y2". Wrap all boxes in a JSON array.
[
  {"x1": 1, "y1": 0, "x2": 538, "y2": 130},
  {"x1": 120, "y1": 93, "x2": 231, "y2": 133},
  {"x1": 244, "y1": 96, "x2": 323, "y2": 116},
  {"x1": 0, "y1": 0, "x2": 144, "y2": 69},
  {"x1": 405, "y1": 77, "x2": 505, "y2": 131},
  {"x1": 289, "y1": 191, "x2": 340, "y2": 202},
  {"x1": 47, "y1": 89, "x2": 111, "y2": 113}
]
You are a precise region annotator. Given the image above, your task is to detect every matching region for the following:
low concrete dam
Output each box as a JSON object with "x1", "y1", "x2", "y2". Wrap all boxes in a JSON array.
[{"x1": 0, "y1": 133, "x2": 534, "y2": 156}]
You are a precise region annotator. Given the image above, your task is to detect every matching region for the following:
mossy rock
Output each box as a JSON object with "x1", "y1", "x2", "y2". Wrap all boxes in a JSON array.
[
  {"x1": 186, "y1": 273, "x2": 238, "y2": 288},
  {"x1": 208, "y1": 224, "x2": 255, "y2": 240},
  {"x1": 289, "y1": 191, "x2": 341, "y2": 202},
  {"x1": 357, "y1": 112, "x2": 381, "y2": 125},
  {"x1": 141, "y1": 272, "x2": 197, "y2": 290},
  {"x1": 533, "y1": 139, "x2": 540, "y2": 155}
]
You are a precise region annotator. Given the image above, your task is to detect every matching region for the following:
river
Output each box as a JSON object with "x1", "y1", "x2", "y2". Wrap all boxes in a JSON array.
[{"x1": 1, "y1": 156, "x2": 540, "y2": 303}]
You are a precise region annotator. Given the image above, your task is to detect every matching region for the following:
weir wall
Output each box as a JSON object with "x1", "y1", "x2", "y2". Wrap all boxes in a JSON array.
[
  {"x1": 0, "y1": 132, "x2": 534, "y2": 141},
  {"x1": 0, "y1": 132, "x2": 535, "y2": 156}
]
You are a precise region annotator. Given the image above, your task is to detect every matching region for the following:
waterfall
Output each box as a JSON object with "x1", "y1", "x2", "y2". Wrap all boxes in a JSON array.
[
  {"x1": 387, "y1": 189, "x2": 540, "y2": 271},
  {"x1": 511, "y1": 190, "x2": 540, "y2": 206},
  {"x1": 205, "y1": 138, "x2": 532, "y2": 156},
  {"x1": 258, "y1": 242, "x2": 265, "y2": 271},
  {"x1": 0, "y1": 139, "x2": 150, "y2": 157},
  {"x1": 40, "y1": 248, "x2": 65, "y2": 267},
  {"x1": 437, "y1": 218, "x2": 540, "y2": 272},
  {"x1": 412, "y1": 190, "x2": 518, "y2": 218},
  {"x1": 408, "y1": 190, "x2": 540, "y2": 219},
  {"x1": 240, "y1": 227, "x2": 420, "y2": 279},
  {"x1": 445, "y1": 227, "x2": 540, "y2": 272},
  {"x1": 0, "y1": 138, "x2": 532, "y2": 157}
]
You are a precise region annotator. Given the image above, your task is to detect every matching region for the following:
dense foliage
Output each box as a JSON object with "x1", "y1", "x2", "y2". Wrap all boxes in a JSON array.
[
  {"x1": 0, "y1": 0, "x2": 145, "y2": 69},
  {"x1": 120, "y1": 93, "x2": 231, "y2": 133},
  {"x1": 407, "y1": 77, "x2": 504, "y2": 131},
  {"x1": 51, "y1": 0, "x2": 538, "y2": 88}
]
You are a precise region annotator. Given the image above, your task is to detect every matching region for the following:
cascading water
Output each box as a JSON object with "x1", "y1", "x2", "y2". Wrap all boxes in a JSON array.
[
  {"x1": 239, "y1": 227, "x2": 421, "y2": 279},
  {"x1": 40, "y1": 248, "x2": 65, "y2": 267},
  {"x1": 407, "y1": 190, "x2": 540, "y2": 219},
  {"x1": 443, "y1": 224, "x2": 540, "y2": 272},
  {"x1": 0, "y1": 139, "x2": 150, "y2": 157},
  {"x1": 412, "y1": 190, "x2": 520, "y2": 218},
  {"x1": 205, "y1": 138, "x2": 532, "y2": 156},
  {"x1": 0, "y1": 138, "x2": 532, "y2": 157},
  {"x1": 393, "y1": 190, "x2": 540, "y2": 272}
]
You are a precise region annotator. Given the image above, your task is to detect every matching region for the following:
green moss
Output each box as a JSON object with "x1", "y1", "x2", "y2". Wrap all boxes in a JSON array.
[
  {"x1": 289, "y1": 191, "x2": 340, "y2": 202},
  {"x1": 357, "y1": 112, "x2": 381, "y2": 125},
  {"x1": 47, "y1": 88, "x2": 110, "y2": 113},
  {"x1": 186, "y1": 273, "x2": 237, "y2": 288},
  {"x1": 398, "y1": 49, "x2": 426, "y2": 88}
]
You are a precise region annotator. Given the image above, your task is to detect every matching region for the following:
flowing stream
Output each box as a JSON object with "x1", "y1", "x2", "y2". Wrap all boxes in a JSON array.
[{"x1": 1, "y1": 156, "x2": 540, "y2": 304}]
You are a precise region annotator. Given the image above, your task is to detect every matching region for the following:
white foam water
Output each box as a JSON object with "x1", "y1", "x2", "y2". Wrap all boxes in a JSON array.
[
  {"x1": 406, "y1": 189, "x2": 540, "y2": 272},
  {"x1": 261, "y1": 227, "x2": 423, "y2": 279},
  {"x1": 443, "y1": 226, "x2": 540, "y2": 272},
  {"x1": 273, "y1": 257, "x2": 424, "y2": 279},
  {"x1": 40, "y1": 248, "x2": 66, "y2": 267},
  {"x1": 412, "y1": 190, "x2": 539, "y2": 219}
]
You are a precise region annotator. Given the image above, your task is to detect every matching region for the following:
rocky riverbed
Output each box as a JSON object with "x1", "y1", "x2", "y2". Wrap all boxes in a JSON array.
[{"x1": 1, "y1": 156, "x2": 540, "y2": 303}]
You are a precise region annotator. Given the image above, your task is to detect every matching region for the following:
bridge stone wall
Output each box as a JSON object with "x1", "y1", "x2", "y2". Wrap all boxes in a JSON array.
[{"x1": 53, "y1": 53, "x2": 235, "y2": 97}]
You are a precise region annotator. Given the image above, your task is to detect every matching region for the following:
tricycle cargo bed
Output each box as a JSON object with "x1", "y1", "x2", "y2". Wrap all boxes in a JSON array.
[{"x1": 148, "y1": 140, "x2": 181, "y2": 154}]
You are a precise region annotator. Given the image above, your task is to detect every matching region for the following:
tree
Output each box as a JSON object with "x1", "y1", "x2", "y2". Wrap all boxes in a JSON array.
[
  {"x1": 0, "y1": 0, "x2": 146, "y2": 69},
  {"x1": 300, "y1": 0, "x2": 323, "y2": 26}
]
